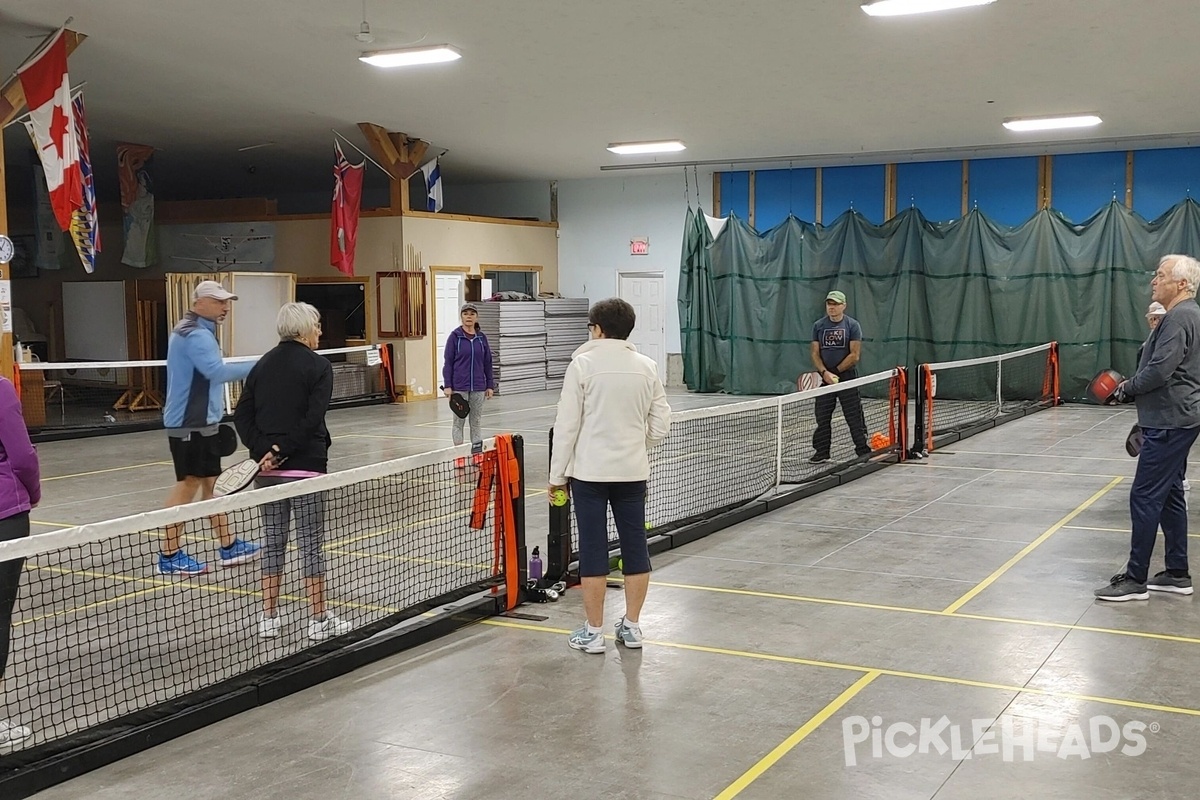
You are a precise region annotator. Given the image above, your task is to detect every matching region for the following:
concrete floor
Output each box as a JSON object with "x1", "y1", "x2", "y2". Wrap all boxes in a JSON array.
[{"x1": 16, "y1": 396, "x2": 1200, "y2": 799}]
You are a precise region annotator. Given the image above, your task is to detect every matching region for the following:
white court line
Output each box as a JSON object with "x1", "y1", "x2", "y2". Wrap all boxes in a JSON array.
[
  {"x1": 666, "y1": 552, "x2": 976, "y2": 584},
  {"x1": 933, "y1": 498, "x2": 1116, "y2": 514},
  {"x1": 683, "y1": 517, "x2": 1034, "y2": 545},
  {"x1": 1063, "y1": 524, "x2": 1200, "y2": 539},
  {"x1": 808, "y1": 471, "x2": 997, "y2": 568},
  {"x1": 415, "y1": 403, "x2": 558, "y2": 428},
  {"x1": 946, "y1": 449, "x2": 1187, "y2": 465},
  {"x1": 902, "y1": 462, "x2": 1126, "y2": 479},
  {"x1": 1038, "y1": 409, "x2": 1134, "y2": 455},
  {"x1": 337, "y1": 432, "x2": 549, "y2": 448},
  {"x1": 420, "y1": 426, "x2": 552, "y2": 437}
]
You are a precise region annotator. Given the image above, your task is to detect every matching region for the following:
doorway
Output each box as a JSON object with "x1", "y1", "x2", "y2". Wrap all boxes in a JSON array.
[
  {"x1": 617, "y1": 271, "x2": 666, "y2": 381},
  {"x1": 431, "y1": 268, "x2": 467, "y2": 391}
]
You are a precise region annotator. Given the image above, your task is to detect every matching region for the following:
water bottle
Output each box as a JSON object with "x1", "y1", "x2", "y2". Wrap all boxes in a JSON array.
[{"x1": 529, "y1": 546, "x2": 543, "y2": 581}]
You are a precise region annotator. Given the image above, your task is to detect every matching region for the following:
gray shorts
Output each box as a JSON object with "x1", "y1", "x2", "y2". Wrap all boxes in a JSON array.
[{"x1": 255, "y1": 475, "x2": 326, "y2": 578}]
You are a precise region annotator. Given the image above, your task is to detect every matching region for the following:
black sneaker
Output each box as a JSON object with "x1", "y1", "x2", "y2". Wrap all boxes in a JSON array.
[
  {"x1": 1094, "y1": 573, "x2": 1149, "y2": 602},
  {"x1": 1147, "y1": 571, "x2": 1194, "y2": 596},
  {"x1": 855, "y1": 446, "x2": 872, "y2": 457},
  {"x1": 809, "y1": 453, "x2": 830, "y2": 464}
]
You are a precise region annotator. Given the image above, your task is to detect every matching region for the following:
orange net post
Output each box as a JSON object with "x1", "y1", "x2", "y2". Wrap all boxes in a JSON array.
[
  {"x1": 923, "y1": 365, "x2": 934, "y2": 453},
  {"x1": 1042, "y1": 341, "x2": 1060, "y2": 405},
  {"x1": 493, "y1": 434, "x2": 522, "y2": 611},
  {"x1": 379, "y1": 345, "x2": 398, "y2": 403}
]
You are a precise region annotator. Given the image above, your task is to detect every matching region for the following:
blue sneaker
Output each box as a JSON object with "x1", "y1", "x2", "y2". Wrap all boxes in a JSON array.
[
  {"x1": 615, "y1": 616, "x2": 643, "y2": 649},
  {"x1": 219, "y1": 539, "x2": 260, "y2": 567},
  {"x1": 567, "y1": 624, "x2": 606, "y2": 654},
  {"x1": 158, "y1": 550, "x2": 207, "y2": 575}
]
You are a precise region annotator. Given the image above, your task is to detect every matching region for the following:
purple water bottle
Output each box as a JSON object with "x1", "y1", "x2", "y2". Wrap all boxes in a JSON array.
[{"x1": 530, "y1": 546, "x2": 543, "y2": 581}]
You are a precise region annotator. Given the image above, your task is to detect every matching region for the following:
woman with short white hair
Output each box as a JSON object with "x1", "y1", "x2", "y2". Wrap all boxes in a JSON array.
[{"x1": 234, "y1": 302, "x2": 351, "y2": 641}]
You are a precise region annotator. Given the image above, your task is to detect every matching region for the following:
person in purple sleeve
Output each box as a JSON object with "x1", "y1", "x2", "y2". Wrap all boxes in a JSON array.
[
  {"x1": 0, "y1": 374, "x2": 40, "y2": 745},
  {"x1": 441, "y1": 303, "x2": 495, "y2": 465}
]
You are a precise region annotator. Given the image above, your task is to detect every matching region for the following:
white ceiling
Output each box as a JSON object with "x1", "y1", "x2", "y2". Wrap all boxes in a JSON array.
[{"x1": 3, "y1": 0, "x2": 1200, "y2": 200}]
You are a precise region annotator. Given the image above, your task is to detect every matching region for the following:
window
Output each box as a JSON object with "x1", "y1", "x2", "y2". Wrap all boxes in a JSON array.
[{"x1": 481, "y1": 266, "x2": 539, "y2": 298}]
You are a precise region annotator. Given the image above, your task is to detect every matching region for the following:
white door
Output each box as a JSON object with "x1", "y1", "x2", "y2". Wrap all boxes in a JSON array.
[
  {"x1": 618, "y1": 272, "x2": 666, "y2": 381},
  {"x1": 435, "y1": 273, "x2": 464, "y2": 386}
]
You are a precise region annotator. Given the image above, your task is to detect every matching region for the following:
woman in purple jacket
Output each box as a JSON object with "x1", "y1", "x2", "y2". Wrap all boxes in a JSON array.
[
  {"x1": 441, "y1": 303, "x2": 495, "y2": 458},
  {"x1": 0, "y1": 376, "x2": 40, "y2": 745}
]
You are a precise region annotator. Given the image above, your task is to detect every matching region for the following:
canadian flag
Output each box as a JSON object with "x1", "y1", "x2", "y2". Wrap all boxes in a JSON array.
[{"x1": 18, "y1": 30, "x2": 83, "y2": 231}]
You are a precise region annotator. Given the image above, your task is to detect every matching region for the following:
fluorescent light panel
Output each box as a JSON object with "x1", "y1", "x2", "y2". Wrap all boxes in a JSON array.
[
  {"x1": 1002, "y1": 114, "x2": 1103, "y2": 132},
  {"x1": 360, "y1": 45, "x2": 461, "y2": 68},
  {"x1": 607, "y1": 140, "x2": 687, "y2": 155},
  {"x1": 861, "y1": 0, "x2": 996, "y2": 17}
]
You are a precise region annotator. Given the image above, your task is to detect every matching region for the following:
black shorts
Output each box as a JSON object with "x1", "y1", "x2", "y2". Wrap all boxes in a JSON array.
[{"x1": 168, "y1": 432, "x2": 223, "y2": 481}]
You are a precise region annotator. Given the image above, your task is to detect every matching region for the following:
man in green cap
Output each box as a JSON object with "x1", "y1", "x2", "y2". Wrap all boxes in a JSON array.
[{"x1": 809, "y1": 290, "x2": 870, "y2": 462}]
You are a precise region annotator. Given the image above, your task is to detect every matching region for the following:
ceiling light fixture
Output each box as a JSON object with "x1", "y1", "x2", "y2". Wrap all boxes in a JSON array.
[
  {"x1": 607, "y1": 140, "x2": 687, "y2": 155},
  {"x1": 861, "y1": 0, "x2": 996, "y2": 17},
  {"x1": 359, "y1": 44, "x2": 461, "y2": 68},
  {"x1": 1002, "y1": 114, "x2": 1103, "y2": 132}
]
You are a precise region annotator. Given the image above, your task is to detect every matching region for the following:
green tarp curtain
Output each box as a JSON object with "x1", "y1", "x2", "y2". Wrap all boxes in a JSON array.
[{"x1": 678, "y1": 199, "x2": 1200, "y2": 400}]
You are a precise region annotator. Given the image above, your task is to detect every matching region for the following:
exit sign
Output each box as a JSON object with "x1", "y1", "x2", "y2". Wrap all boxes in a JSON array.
[{"x1": 630, "y1": 237, "x2": 649, "y2": 255}]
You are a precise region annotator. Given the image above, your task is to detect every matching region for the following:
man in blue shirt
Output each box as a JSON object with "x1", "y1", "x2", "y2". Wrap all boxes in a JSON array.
[
  {"x1": 158, "y1": 280, "x2": 259, "y2": 575},
  {"x1": 809, "y1": 290, "x2": 870, "y2": 462}
]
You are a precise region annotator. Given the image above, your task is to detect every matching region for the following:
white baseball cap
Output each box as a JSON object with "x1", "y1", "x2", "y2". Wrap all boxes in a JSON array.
[
  {"x1": 1147, "y1": 302, "x2": 1166, "y2": 316},
  {"x1": 193, "y1": 280, "x2": 237, "y2": 301}
]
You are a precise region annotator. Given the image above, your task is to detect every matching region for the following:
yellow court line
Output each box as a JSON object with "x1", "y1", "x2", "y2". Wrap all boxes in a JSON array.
[
  {"x1": 943, "y1": 476, "x2": 1124, "y2": 614},
  {"x1": 14, "y1": 584, "x2": 174, "y2": 627},
  {"x1": 42, "y1": 461, "x2": 173, "y2": 482},
  {"x1": 714, "y1": 671, "x2": 881, "y2": 799},
  {"x1": 950, "y1": 450, "x2": 1140, "y2": 464},
  {"x1": 132, "y1": 525, "x2": 492, "y2": 573},
  {"x1": 1063, "y1": 524, "x2": 1200, "y2": 540},
  {"x1": 640, "y1": 578, "x2": 1200, "y2": 647},
  {"x1": 482, "y1": 619, "x2": 1200, "y2": 718},
  {"x1": 25, "y1": 478, "x2": 526, "y2": 622},
  {"x1": 901, "y1": 462, "x2": 1125, "y2": 480},
  {"x1": 29, "y1": 563, "x2": 399, "y2": 615},
  {"x1": 329, "y1": 546, "x2": 490, "y2": 571}
]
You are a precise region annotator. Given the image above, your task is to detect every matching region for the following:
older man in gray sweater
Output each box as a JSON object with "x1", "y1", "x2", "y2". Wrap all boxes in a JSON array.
[{"x1": 1096, "y1": 254, "x2": 1200, "y2": 601}]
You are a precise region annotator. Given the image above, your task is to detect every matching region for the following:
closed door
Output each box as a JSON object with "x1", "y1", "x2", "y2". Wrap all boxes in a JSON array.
[
  {"x1": 618, "y1": 273, "x2": 666, "y2": 381},
  {"x1": 435, "y1": 273, "x2": 464, "y2": 382}
]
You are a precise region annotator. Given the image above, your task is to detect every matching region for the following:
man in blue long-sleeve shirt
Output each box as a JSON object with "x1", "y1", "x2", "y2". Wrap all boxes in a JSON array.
[
  {"x1": 158, "y1": 281, "x2": 259, "y2": 575},
  {"x1": 1096, "y1": 255, "x2": 1200, "y2": 601}
]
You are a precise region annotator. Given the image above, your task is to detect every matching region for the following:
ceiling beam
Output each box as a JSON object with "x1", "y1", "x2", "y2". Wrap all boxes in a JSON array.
[
  {"x1": 357, "y1": 123, "x2": 429, "y2": 181},
  {"x1": 0, "y1": 30, "x2": 88, "y2": 127}
]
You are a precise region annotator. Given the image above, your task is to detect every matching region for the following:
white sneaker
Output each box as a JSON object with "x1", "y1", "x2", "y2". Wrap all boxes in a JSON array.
[
  {"x1": 614, "y1": 616, "x2": 643, "y2": 649},
  {"x1": 308, "y1": 613, "x2": 351, "y2": 641},
  {"x1": 259, "y1": 613, "x2": 282, "y2": 638},
  {"x1": 0, "y1": 719, "x2": 31, "y2": 745}
]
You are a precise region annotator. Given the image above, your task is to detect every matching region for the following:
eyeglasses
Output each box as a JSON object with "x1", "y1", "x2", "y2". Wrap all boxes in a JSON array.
[{"x1": 587, "y1": 322, "x2": 597, "y2": 329}]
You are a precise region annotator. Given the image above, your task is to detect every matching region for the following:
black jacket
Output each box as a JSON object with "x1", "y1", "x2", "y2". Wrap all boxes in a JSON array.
[{"x1": 234, "y1": 340, "x2": 333, "y2": 472}]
